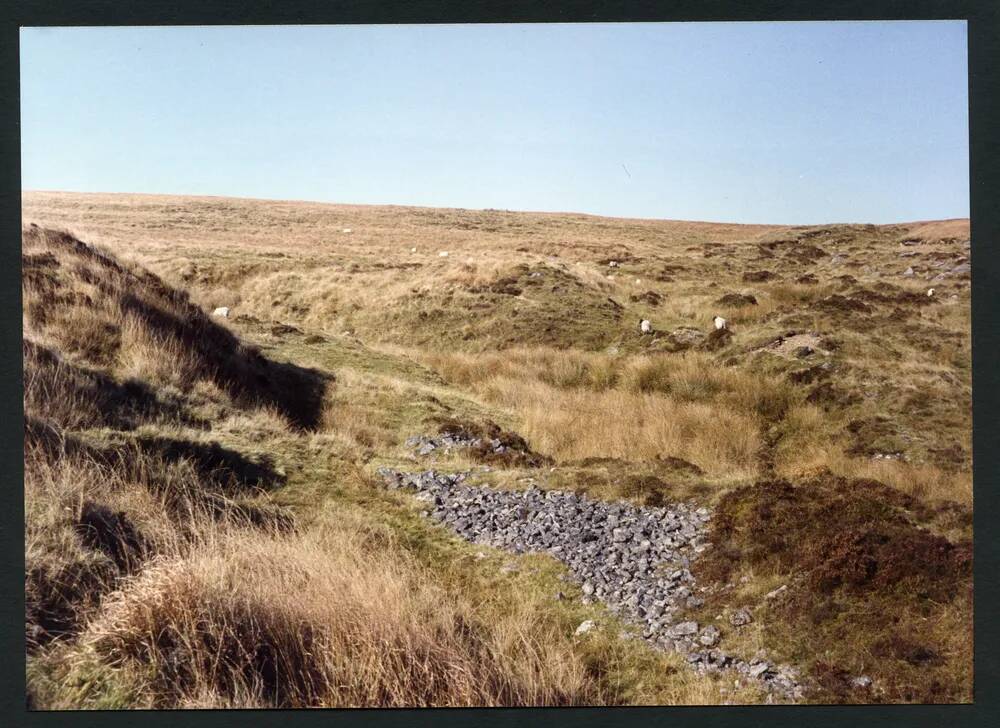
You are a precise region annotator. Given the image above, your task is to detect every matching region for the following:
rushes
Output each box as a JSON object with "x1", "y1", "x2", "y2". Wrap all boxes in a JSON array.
[
  {"x1": 422, "y1": 348, "x2": 796, "y2": 479},
  {"x1": 484, "y1": 377, "x2": 760, "y2": 480}
]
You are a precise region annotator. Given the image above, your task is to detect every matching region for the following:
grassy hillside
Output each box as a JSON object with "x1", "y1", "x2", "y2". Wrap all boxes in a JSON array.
[{"x1": 22, "y1": 192, "x2": 972, "y2": 706}]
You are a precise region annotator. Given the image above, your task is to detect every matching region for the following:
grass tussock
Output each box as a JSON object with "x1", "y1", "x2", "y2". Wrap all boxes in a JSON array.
[
  {"x1": 84, "y1": 525, "x2": 601, "y2": 708},
  {"x1": 24, "y1": 417, "x2": 292, "y2": 651}
]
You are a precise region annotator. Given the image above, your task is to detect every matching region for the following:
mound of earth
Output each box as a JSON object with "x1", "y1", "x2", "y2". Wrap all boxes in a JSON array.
[
  {"x1": 715, "y1": 293, "x2": 758, "y2": 307},
  {"x1": 742, "y1": 270, "x2": 779, "y2": 283},
  {"x1": 383, "y1": 265, "x2": 626, "y2": 350},
  {"x1": 418, "y1": 416, "x2": 552, "y2": 468},
  {"x1": 815, "y1": 295, "x2": 872, "y2": 315},
  {"x1": 758, "y1": 332, "x2": 830, "y2": 359},
  {"x1": 630, "y1": 290, "x2": 664, "y2": 306},
  {"x1": 700, "y1": 327, "x2": 734, "y2": 351}
]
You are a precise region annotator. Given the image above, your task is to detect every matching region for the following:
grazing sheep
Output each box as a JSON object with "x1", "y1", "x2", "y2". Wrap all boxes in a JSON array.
[
  {"x1": 640, "y1": 319, "x2": 652, "y2": 334},
  {"x1": 212, "y1": 306, "x2": 230, "y2": 318},
  {"x1": 713, "y1": 316, "x2": 727, "y2": 330},
  {"x1": 608, "y1": 260, "x2": 619, "y2": 268},
  {"x1": 439, "y1": 251, "x2": 450, "y2": 257},
  {"x1": 342, "y1": 228, "x2": 352, "y2": 233},
  {"x1": 927, "y1": 288, "x2": 936, "y2": 297}
]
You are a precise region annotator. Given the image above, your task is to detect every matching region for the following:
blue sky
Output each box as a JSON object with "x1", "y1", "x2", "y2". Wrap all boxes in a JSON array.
[{"x1": 20, "y1": 22, "x2": 968, "y2": 224}]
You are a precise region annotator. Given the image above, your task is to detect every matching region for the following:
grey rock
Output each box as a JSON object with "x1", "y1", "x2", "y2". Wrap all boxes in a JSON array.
[
  {"x1": 670, "y1": 621, "x2": 699, "y2": 637},
  {"x1": 765, "y1": 584, "x2": 788, "y2": 600},
  {"x1": 699, "y1": 625, "x2": 721, "y2": 647},
  {"x1": 730, "y1": 607, "x2": 753, "y2": 627},
  {"x1": 376, "y1": 463, "x2": 803, "y2": 700}
]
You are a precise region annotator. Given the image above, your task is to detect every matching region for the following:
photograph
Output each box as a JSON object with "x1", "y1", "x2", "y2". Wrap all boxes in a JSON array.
[{"x1": 20, "y1": 20, "x2": 972, "y2": 708}]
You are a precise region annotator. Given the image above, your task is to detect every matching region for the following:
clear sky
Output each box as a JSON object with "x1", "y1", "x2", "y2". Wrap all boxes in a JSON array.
[{"x1": 20, "y1": 22, "x2": 968, "y2": 224}]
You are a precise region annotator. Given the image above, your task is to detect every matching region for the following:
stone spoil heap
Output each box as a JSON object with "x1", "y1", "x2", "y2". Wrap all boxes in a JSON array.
[{"x1": 378, "y1": 466, "x2": 804, "y2": 700}]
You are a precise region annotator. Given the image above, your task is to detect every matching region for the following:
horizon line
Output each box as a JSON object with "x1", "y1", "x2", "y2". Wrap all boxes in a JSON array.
[{"x1": 20, "y1": 188, "x2": 971, "y2": 229}]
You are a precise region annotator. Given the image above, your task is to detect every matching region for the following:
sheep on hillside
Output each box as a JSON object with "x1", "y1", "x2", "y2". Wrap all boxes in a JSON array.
[
  {"x1": 640, "y1": 319, "x2": 652, "y2": 334},
  {"x1": 713, "y1": 316, "x2": 727, "y2": 330}
]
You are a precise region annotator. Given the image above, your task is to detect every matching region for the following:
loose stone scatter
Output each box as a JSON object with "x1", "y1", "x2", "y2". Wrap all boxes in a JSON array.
[
  {"x1": 377, "y1": 467, "x2": 804, "y2": 700},
  {"x1": 405, "y1": 433, "x2": 512, "y2": 458}
]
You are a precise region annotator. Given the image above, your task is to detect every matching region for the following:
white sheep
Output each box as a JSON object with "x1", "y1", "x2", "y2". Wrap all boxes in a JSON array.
[
  {"x1": 640, "y1": 319, "x2": 652, "y2": 334},
  {"x1": 713, "y1": 316, "x2": 727, "y2": 330},
  {"x1": 212, "y1": 306, "x2": 230, "y2": 318},
  {"x1": 927, "y1": 288, "x2": 935, "y2": 297}
]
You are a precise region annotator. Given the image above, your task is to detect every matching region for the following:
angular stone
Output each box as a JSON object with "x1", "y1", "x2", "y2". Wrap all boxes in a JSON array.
[
  {"x1": 375, "y1": 465, "x2": 802, "y2": 698},
  {"x1": 698, "y1": 625, "x2": 721, "y2": 647},
  {"x1": 669, "y1": 621, "x2": 699, "y2": 637}
]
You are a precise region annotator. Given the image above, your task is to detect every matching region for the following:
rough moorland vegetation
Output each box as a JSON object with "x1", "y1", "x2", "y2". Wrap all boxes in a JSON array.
[{"x1": 23, "y1": 192, "x2": 972, "y2": 706}]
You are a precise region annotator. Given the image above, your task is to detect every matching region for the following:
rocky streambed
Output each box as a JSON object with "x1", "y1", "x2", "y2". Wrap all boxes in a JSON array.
[{"x1": 377, "y1": 467, "x2": 804, "y2": 701}]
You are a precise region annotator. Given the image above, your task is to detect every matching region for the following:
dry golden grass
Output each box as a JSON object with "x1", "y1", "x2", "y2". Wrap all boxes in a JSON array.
[
  {"x1": 21, "y1": 194, "x2": 973, "y2": 707},
  {"x1": 27, "y1": 413, "x2": 611, "y2": 709},
  {"x1": 83, "y1": 518, "x2": 602, "y2": 708},
  {"x1": 418, "y1": 347, "x2": 807, "y2": 480},
  {"x1": 480, "y1": 378, "x2": 760, "y2": 480},
  {"x1": 25, "y1": 226, "x2": 758, "y2": 709}
]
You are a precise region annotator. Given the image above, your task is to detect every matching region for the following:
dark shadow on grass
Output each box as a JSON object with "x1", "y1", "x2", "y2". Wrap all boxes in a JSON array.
[
  {"x1": 118, "y1": 293, "x2": 328, "y2": 430},
  {"x1": 24, "y1": 340, "x2": 198, "y2": 430},
  {"x1": 25, "y1": 417, "x2": 284, "y2": 494}
]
